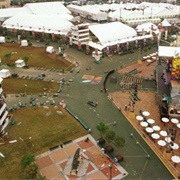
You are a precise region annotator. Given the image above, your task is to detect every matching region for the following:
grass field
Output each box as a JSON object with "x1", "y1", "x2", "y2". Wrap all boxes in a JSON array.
[
  {"x1": 2, "y1": 78, "x2": 60, "y2": 94},
  {"x1": 0, "y1": 106, "x2": 87, "y2": 179},
  {"x1": 0, "y1": 43, "x2": 73, "y2": 70}
]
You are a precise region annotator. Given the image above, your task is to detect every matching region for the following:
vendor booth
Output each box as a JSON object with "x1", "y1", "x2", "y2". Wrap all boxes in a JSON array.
[
  {"x1": 46, "y1": 46, "x2": 54, "y2": 53},
  {"x1": 0, "y1": 36, "x2": 5, "y2": 43},
  {"x1": 15, "y1": 59, "x2": 25, "y2": 68},
  {"x1": 0, "y1": 69, "x2": 11, "y2": 78},
  {"x1": 21, "y1": 40, "x2": 28, "y2": 46}
]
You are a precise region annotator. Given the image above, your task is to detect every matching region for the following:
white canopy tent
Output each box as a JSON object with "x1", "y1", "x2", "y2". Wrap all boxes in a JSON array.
[
  {"x1": 46, "y1": 46, "x2": 54, "y2": 53},
  {"x1": 89, "y1": 22, "x2": 137, "y2": 46},
  {"x1": 0, "y1": 36, "x2": 5, "y2": 43},
  {"x1": 15, "y1": 59, "x2": 25, "y2": 67},
  {"x1": 0, "y1": 69, "x2": 11, "y2": 78},
  {"x1": 24, "y1": 2, "x2": 71, "y2": 15},
  {"x1": 2, "y1": 14, "x2": 73, "y2": 36},
  {"x1": 21, "y1": 40, "x2": 28, "y2": 46},
  {"x1": 158, "y1": 46, "x2": 180, "y2": 57},
  {"x1": 136, "y1": 22, "x2": 158, "y2": 33},
  {"x1": 160, "y1": 19, "x2": 171, "y2": 27},
  {"x1": 67, "y1": 4, "x2": 108, "y2": 21}
]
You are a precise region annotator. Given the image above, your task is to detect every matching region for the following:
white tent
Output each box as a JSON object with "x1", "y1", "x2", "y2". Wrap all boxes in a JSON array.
[
  {"x1": 21, "y1": 40, "x2": 28, "y2": 46},
  {"x1": 15, "y1": 59, "x2": 25, "y2": 68},
  {"x1": 2, "y1": 14, "x2": 73, "y2": 36},
  {"x1": 136, "y1": 22, "x2": 158, "y2": 33},
  {"x1": 0, "y1": 36, "x2": 5, "y2": 43},
  {"x1": 161, "y1": 19, "x2": 171, "y2": 27},
  {"x1": 46, "y1": 46, "x2": 54, "y2": 53},
  {"x1": 89, "y1": 22, "x2": 137, "y2": 46},
  {"x1": 158, "y1": 46, "x2": 180, "y2": 57},
  {"x1": 24, "y1": 2, "x2": 71, "y2": 15},
  {"x1": 0, "y1": 69, "x2": 11, "y2": 78}
]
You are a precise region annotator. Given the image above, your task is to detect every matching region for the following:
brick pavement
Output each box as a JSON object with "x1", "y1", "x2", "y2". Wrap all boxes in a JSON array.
[{"x1": 36, "y1": 135, "x2": 128, "y2": 180}]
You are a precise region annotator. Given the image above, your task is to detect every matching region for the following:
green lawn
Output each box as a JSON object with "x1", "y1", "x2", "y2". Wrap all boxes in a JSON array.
[
  {"x1": 0, "y1": 43, "x2": 73, "y2": 70},
  {"x1": 2, "y1": 78, "x2": 60, "y2": 94},
  {"x1": 0, "y1": 106, "x2": 87, "y2": 179}
]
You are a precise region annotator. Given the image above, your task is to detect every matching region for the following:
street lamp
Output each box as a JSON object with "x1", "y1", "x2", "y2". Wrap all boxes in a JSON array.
[
  {"x1": 25, "y1": 84, "x2": 27, "y2": 96},
  {"x1": 109, "y1": 164, "x2": 112, "y2": 180}
]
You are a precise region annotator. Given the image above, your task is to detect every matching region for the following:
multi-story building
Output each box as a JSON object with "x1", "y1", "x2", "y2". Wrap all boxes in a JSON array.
[
  {"x1": 70, "y1": 23, "x2": 89, "y2": 46},
  {"x1": 0, "y1": 0, "x2": 10, "y2": 8},
  {"x1": 0, "y1": 78, "x2": 9, "y2": 136}
]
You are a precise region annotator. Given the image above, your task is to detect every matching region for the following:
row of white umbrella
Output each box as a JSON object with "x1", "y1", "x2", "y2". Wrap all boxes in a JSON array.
[
  {"x1": 136, "y1": 112, "x2": 180, "y2": 167},
  {"x1": 162, "y1": 117, "x2": 180, "y2": 127},
  {"x1": 136, "y1": 115, "x2": 180, "y2": 129}
]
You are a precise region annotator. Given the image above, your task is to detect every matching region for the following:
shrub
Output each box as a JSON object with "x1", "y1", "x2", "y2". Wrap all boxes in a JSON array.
[
  {"x1": 21, "y1": 153, "x2": 34, "y2": 168},
  {"x1": 22, "y1": 163, "x2": 38, "y2": 179},
  {"x1": 4, "y1": 53, "x2": 11, "y2": 59}
]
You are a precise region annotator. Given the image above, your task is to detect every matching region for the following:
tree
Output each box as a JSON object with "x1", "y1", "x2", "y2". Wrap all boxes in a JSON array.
[
  {"x1": 23, "y1": 56, "x2": 29, "y2": 64},
  {"x1": 104, "y1": 130, "x2": 115, "y2": 144},
  {"x1": 4, "y1": 53, "x2": 11, "y2": 59},
  {"x1": 96, "y1": 122, "x2": 109, "y2": 137},
  {"x1": 113, "y1": 135, "x2": 125, "y2": 147}
]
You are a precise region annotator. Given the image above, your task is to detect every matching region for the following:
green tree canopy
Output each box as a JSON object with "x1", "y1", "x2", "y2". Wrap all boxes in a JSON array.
[
  {"x1": 104, "y1": 130, "x2": 115, "y2": 143},
  {"x1": 96, "y1": 122, "x2": 109, "y2": 137},
  {"x1": 113, "y1": 135, "x2": 125, "y2": 147}
]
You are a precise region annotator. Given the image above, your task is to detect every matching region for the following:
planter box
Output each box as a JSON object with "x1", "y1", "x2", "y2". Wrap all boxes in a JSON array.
[
  {"x1": 116, "y1": 155, "x2": 124, "y2": 162},
  {"x1": 97, "y1": 137, "x2": 105, "y2": 145},
  {"x1": 105, "y1": 145, "x2": 114, "y2": 153}
]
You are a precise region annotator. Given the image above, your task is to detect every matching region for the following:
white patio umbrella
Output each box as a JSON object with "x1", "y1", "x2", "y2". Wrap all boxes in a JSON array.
[
  {"x1": 140, "y1": 121, "x2": 148, "y2": 127},
  {"x1": 161, "y1": 117, "x2": 169, "y2": 123},
  {"x1": 146, "y1": 127, "x2": 154, "y2": 133},
  {"x1": 171, "y1": 155, "x2": 180, "y2": 167},
  {"x1": 160, "y1": 130, "x2": 168, "y2": 137},
  {"x1": 158, "y1": 140, "x2": 166, "y2": 147},
  {"x1": 151, "y1": 133, "x2": 160, "y2": 140},
  {"x1": 165, "y1": 137, "x2": 172, "y2": 143},
  {"x1": 152, "y1": 125, "x2": 161, "y2": 131},
  {"x1": 171, "y1": 143, "x2": 179, "y2": 150},
  {"x1": 177, "y1": 123, "x2": 180, "y2": 128},
  {"x1": 147, "y1": 119, "x2": 155, "y2": 124},
  {"x1": 171, "y1": 155, "x2": 180, "y2": 163},
  {"x1": 171, "y1": 118, "x2": 179, "y2": 124},
  {"x1": 136, "y1": 115, "x2": 143, "y2": 121},
  {"x1": 142, "y1": 111, "x2": 150, "y2": 116}
]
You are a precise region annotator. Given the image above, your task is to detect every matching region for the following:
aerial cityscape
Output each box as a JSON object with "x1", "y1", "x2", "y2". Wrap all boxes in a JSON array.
[{"x1": 0, "y1": 0, "x2": 180, "y2": 179}]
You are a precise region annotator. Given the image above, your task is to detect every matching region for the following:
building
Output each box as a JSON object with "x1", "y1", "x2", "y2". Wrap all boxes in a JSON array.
[
  {"x1": 70, "y1": 23, "x2": 90, "y2": 46},
  {"x1": 0, "y1": 78, "x2": 9, "y2": 135},
  {"x1": 0, "y1": 0, "x2": 10, "y2": 8}
]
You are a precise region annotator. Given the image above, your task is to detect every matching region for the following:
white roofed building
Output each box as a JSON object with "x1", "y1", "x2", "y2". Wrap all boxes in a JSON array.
[
  {"x1": 24, "y1": 2, "x2": 71, "y2": 15},
  {"x1": 2, "y1": 14, "x2": 73, "y2": 36},
  {"x1": 89, "y1": 22, "x2": 137, "y2": 47}
]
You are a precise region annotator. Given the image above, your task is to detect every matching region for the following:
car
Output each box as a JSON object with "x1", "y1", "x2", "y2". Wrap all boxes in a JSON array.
[{"x1": 87, "y1": 101, "x2": 98, "y2": 107}]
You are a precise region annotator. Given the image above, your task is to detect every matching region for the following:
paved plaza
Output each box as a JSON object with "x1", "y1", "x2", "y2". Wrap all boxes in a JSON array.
[{"x1": 36, "y1": 135, "x2": 128, "y2": 179}]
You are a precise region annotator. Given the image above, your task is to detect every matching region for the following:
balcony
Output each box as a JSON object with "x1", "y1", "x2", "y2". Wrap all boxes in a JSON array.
[
  {"x1": 71, "y1": 31, "x2": 89, "y2": 36},
  {"x1": 0, "y1": 110, "x2": 8, "y2": 125},
  {"x1": 0, "y1": 103, "x2": 6, "y2": 115},
  {"x1": 1, "y1": 117, "x2": 9, "y2": 132}
]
